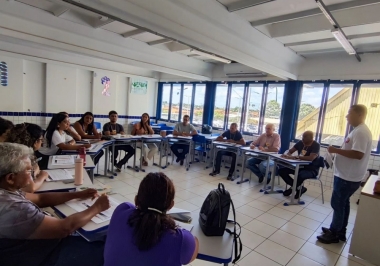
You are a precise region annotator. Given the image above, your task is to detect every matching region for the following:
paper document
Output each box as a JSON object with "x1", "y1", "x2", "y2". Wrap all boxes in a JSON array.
[
  {"x1": 176, "y1": 221, "x2": 194, "y2": 232},
  {"x1": 167, "y1": 207, "x2": 191, "y2": 215},
  {"x1": 65, "y1": 196, "x2": 121, "y2": 224},
  {"x1": 325, "y1": 152, "x2": 334, "y2": 169},
  {"x1": 45, "y1": 169, "x2": 75, "y2": 181},
  {"x1": 51, "y1": 155, "x2": 76, "y2": 165},
  {"x1": 142, "y1": 134, "x2": 162, "y2": 138}
]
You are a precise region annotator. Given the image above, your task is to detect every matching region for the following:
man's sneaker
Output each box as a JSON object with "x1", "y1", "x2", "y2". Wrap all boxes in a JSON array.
[
  {"x1": 295, "y1": 187, "x2": 307, "y2": 199},
  {"x1": 266, "y1": 178, "x2": 271, "y2": 184},
  {"x1": 258, "y1": 176, "x2": 264, "y2": 183},
  {"x1": 321, "y1": 227, "x2": 347, "y2": 242},
  {"x1": 180, "y1": 160, "x2": 184, "y2": 166},
  {"x1": 317, "y1": 229, "x2": 340, "y2": 244},
  {"x1": 227, "y1": 173, "x2": 235, "y2": 181},
  {"x1": 283, "y1": 188, "x2": 292, "y2": 196},
  {"x1": 176, "y1": 157, "x2": 180, "y2": 163},
  {"x1": 209, "y1": 171, "x2": 220, "y2": 176}
]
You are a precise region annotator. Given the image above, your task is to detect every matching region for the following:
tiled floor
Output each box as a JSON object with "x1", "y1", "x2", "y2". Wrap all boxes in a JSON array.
[{"x1": 94, "y1": 155, "x2": 375, "y2": 266}]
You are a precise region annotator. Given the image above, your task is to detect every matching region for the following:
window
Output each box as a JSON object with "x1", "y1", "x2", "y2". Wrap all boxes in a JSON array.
[
  {"x1": 182, "y1": 84, "x2": 193, "y2": 118},
  {"x1": 264, "y1": 84, "x2": 285, "y2": 133},
  {"x1": 243, "y1": 84, "x2": 263, "y2": 134},
  {"x1": 161, "y1": 84, "x2": 171, "y2": 120},
  {"x1": 295, "y1": 83, "x2": 324, "y2": 139},
  {"x1": 228, "y1": 84, "x2": 245, "y2": 127},
  {"x1": 170, "y1": 84, "x2": 181, "y2": 122},
  {"x1": 192, "y1": 84, "x2": 206, "y2": 125},
  {"x1": 320, "y1": 84, "x2": 353, "y2": 146},
  {"x1": 213, "y1": 84, "x2": 228, "y2": 128},
  {"x1": 358, "y1": 83, "x2": 380, "y2": 151}
]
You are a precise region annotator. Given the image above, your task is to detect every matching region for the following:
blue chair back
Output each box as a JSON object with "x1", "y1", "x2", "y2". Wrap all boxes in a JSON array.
[
  {"x1": 161, "y1": 126, "x2": 174, "y2": 131},
  {"x1": 192, "y1": 134, "x2": 206, "y2": 144},
  {"x1": 94, "y1": 122, "x2": 101, "y2": 130},
  {"x1": 157, "y1": 123, "x2": 167, "y2": 127}
]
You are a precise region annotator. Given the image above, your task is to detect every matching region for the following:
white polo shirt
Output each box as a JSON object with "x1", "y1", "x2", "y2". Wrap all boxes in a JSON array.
[
  {"x1": 334, "y1": 123, "x2": 372, "y2": 182},
  {"x1": 39, "y1": 130, "x2": 73, "y2": 155}
]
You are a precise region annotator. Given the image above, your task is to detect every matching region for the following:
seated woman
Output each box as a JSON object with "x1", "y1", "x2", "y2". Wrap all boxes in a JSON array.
[
  {"x1": 74, "y1": 112, "x2": 104, "y2": 165},
  {"x1": 0, "y1": 117, "x2": 13, "y2": 142},
  {"x1": 59, "y1": 111, "x2": 82, "y2": 141},
  {"x1": 104, "y1": 172, "x2": 198, "y2": 266},
  {"x1": 0, "y1": 142, "x2": 110, "y2": 266},
  {"x1": 37, "y1": 113, "x2": 90, "y2": 169},
  {"x1": 6, "y1": 123, "x2": 49, "y2": 192},
  {"x1": 131, "y1": 113, "x2": 158, "y2": 166}
]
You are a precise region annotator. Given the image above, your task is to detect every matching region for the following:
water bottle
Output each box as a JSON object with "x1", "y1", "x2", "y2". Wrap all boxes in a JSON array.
[
  {"x1": 79, "y1": 147, "x2": 86, "y2": 166},
  {"x1": 74, "y1": 158, "x2": 83, "y2": 186}
]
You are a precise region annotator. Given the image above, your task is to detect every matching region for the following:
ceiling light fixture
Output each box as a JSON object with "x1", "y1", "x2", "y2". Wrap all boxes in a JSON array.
[
  {"x1": 315, "y1": 0, "x2": 337, "y2": 26},
  {"x1": 189, "y1": 49, "x2": 231, "y2": 64},
  {"x1": 331, "y1": 28, "x2": 356, "y2": 55}
]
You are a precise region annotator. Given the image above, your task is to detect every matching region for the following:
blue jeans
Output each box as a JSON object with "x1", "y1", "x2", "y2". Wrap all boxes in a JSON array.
[
  {"x1": 247, "y1": 157, "x2": 274, "y2": 179},
  {"x1": 330, "y1": 176, "x2": 361, "y2": 233}
]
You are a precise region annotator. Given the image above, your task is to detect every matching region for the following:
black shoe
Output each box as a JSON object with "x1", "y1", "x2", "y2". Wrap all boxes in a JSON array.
[
  {"x1": 176, "y1": 157, "x2": 180, "y2": 163},
  {"x1": 180, "y1": 160, "x2": 184, "y2": 166},
  {"x1": 266, "y1": 178, "x2": 271, "y2": 184},
  {"x1": 295, "y1": 187, "x2": 307, "y2": 199},
  {"x1": 209, "y1": 171, "x2": 220, "y2": 176},
  {"x1": 258, "y1": 176, "x2": 264, "y2": 183},
  {"x1": 317, "y1": 229, "x2": 340, "y2": 244},
  {"x1": 227, "y1": 174, "x2": 232, "y2": 180},
  {"x1": 115, "y1": 163, "x2": 122, "y2": 172},
  {"x1": 283, "y1": 188, "x2": 292, "y2": 197},
  {"x1": 321, "y1": 227, "x2": 347, "y2": 242}
]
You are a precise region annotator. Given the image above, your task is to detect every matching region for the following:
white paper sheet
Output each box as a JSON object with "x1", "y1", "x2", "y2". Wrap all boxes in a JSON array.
[
  {"x1": 45, "y1": 169, "x2": 74, "y2": 181},
  {"x1": 176, "y1": 221, "x2": 194, "y2": 232},
  {"x1": 167, "y1": 207, "x2": 191, "y2": 215},
  {"x1": 51, "y1": 155, "x2": 76, "y2": 165},
  {"x1": 65, "y1": 196, "x2": 121, "y2": 224}
]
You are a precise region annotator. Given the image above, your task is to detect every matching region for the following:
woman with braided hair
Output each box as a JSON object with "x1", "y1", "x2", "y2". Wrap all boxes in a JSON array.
[{"x1": 104, "y1": 172, "x2": 198, "y2": 266}]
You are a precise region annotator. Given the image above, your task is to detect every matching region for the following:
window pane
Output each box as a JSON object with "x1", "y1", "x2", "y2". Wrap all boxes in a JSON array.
[
  {"x1": 243, "y1": 84, "x2": 263, "y2": 134},
  {"x1": 170, "y1": 84, "x2": 181, "y2": 121},
  {"x1": 228, "y1": 84, "x2": 245, "y2": 127},
  {"x1": 321, "y1": 84, "x2": 353, "y2": 145},
  {"x1": 161, "y1": 84, "x2": 171, "y2": 120},
  {"x1": 358, "y1": 84, "x2": 380, "y2": 151},
  {"x1": 192, "y1": 84, "x2": 205, "y2": 125},
  {"x1": 295, "y1": 83, "x2": 324, "y2": 139},
  {"x1": 264, "y1": 84, "x2": 285, "y2": 133},
  {"x1": 182, "y1": 84, "x2": 193, "y2": 117},
  {"x1": 213, "y1": 84, "x2": 228, "y2": 128}
]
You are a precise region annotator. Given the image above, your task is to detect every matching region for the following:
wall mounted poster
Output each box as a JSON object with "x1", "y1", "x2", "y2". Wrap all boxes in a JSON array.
[
  {"x1": 131, "y1": 79, "x2": 148, "y2": 95},
  {"x1": 0, "y1": 61, "x2": 8, "y2": 86},
  {"x1": 101, "y1": 76, "x2": 110, "y2": 96}
]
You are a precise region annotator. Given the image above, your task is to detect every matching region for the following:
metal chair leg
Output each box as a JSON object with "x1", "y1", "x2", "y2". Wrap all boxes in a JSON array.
[{"x1": 319, "y1": 179, "x2": 324, "y2": 204}]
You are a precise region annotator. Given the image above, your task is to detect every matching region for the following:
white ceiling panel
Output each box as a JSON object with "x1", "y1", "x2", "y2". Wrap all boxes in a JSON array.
[
  {"x1": 132, "y1": 32, "x2": 165, "y2": 43},
  {"x1": 16, "y1": 0, "x2": 57, "y2": 11},
  {"x1": 291, "y1": 41, "x2": 342, "y2": 52},
  {"x1": 101, "y1": 21, "x2": 137, "y2": 34}
]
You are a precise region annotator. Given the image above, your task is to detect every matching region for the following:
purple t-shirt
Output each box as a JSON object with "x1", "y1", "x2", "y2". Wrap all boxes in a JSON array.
[{"x1": 104, "y1": 202, "x2": 196, "y2": 266}]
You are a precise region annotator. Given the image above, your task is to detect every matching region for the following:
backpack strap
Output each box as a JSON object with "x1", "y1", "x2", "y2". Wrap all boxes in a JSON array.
[{"x1": 225, "y1": 199, "x2": 242, "y2": 264}]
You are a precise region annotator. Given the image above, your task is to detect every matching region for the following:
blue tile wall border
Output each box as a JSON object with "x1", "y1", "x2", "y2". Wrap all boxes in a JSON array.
[{"x1": 0, "y1": 111, "x2": 155, "y2": 120}]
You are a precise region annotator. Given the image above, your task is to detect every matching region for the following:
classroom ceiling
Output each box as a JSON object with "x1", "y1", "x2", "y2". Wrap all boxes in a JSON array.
[{"x1": 216, "y1": 0, "x2": 380, "y2": 57}]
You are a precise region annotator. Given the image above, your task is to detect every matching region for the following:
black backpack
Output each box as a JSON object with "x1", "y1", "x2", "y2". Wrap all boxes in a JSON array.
[
  {"x1": 199, "y1": 183, "x2": 242, "y2": 264},
  {"x1": 201, "y1": 124, "x2": 212, "y2": 134}
]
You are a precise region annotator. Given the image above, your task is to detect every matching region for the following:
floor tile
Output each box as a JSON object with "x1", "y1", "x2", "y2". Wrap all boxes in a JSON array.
[
  {"x1": 299, "y1": 208, "x2": 328, "y2": 222},
  {"x1": 290, "y1": 214, "x2": 322, "y2": 231},
  {"x1": 280, "y1": 222, "x2": 315, "y2": 240},
  {"x1": 247, "y1": 200, "x2": 275, "y2": 212},
  {"x1": 244, "y1": 219, "x2": 278, "y2": 238},
  {"x1": 335, "y1": 256, "x2": 365, "y2": 266},
  {"x1": 267, "y1": 207, "x2": 296, "y2": 220},
  {"x1": 187, "y1": 196, "x2": 207, "y2": 207},
  {"x1": 306, "y1": 203, "x2": 333, "y2": 215},
  {"x1": 256, "y1": 213, "x2": 288, "y2": 228},
  {"x1": 236, "y1": 205, "x2": 265, "y2": 218},
  {"x1": 239, "y1": 228, "x2": 266, "y2": 250},
  {"x1": 228, "y1": 211, "x2": 254, "y2": 226},
  {"x1": 269, "y1": 230, "x2": 306, "y2": 252},
  {"x1": 174, "y1": 201, "x2": 199, "y2": 212},
  {"x1": 238, "y1": 250, "x2": 281, "y2": 266},
  {"x1": 255, "y1": 240, "x2": 296, "y2": 265},
  {"x1": 298, "y1": 242, "x2": 340, "y2": 266},
  {"x1": 257, "y1": 195, "x2": 284, "y2": 206},
  {"x1": 287, "y1": 254, "x2": 324, "y2": 266},
  {"x1": 308, "y1": 231, "x2": 346, "y2": 255}
]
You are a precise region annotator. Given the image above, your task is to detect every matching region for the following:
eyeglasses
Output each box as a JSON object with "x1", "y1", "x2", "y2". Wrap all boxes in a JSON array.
[{"x1": 26, "y1": 169, "x2": 35, "y2": 177}]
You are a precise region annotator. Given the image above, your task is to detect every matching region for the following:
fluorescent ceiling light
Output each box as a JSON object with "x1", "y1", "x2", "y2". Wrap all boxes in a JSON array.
[
  {"x1": 189, "y1": 49, "x2": 231, "y2": 64},
  {"x1": 316, "y1": 0, "x2": 336, "y2": 26},
  {"x1": 226, "y1": 73, "x2": 267, "y2": 77},
  {"x1": 331, "y1": 28, "x2": 357, "y2": 55}
]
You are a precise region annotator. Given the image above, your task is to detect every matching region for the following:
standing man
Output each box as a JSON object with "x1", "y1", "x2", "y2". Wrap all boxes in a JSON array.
[
  {"x1": 103, "y1": 110, "x2": 135, "y2": 172},
  {"x1": 279, "y1": 131, "x2": 320, "y2": 199},
  {"x1": 172, "y1": 115, "x2": 198, "y2": 165},
  {"x1": 247, "y1": 123, "x2": 281, "y2": 184},
  {"x1": 210, "y1": 123, "x2": 246, "y2": 181},
  {"x1": 317, "y1": 105, "x2": 372, "y2": 244}
]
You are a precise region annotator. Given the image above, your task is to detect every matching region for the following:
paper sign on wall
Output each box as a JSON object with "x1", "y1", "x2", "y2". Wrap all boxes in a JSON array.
[
  {"x1": 130, "y1": 79, "x2": 148, "y2": 95},
  {"x1": 101, "y1": 76, "x2": 111, "y2": 96}
]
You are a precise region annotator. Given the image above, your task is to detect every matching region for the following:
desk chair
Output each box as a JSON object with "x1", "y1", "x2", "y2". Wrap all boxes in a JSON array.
[
  {"x1": 298, "y1": 156, "x2": 326, "y2": 204},
  {"x1": 192, "y1": 135, "x2": 210, "y2": 168},
  {"x1": 93, "y1": 122, "x2": 102, "y2": 132}
]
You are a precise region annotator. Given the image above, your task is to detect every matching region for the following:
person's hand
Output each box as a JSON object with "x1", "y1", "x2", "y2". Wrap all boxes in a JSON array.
[
  {"x1": 82, "y1": 143, "x2": 91, "y2": 148},
  {"x1": 92, "y1": 194, "x2": 110, "y2": 213},
  {"x1": 76, "y1": 188, "x2": 98, "y2": 200},
  {"x1": 281, "y1": 154, "x2": 290, "y2": 158},
  {"x1": 250, "y1": 144, "x2": 255, "y2": 150},
  {"x1": 38, "y1": 170, "x2": 49, "y2": 181},
  {"x1": 68, "y1": 140, "x2": 75, "y2": 145},
  {"x1": 327, "y1": 146, "x2": 337, "y2": 154},
  {"x1": 258, "y1": 146, "x2": 265, "y2": 151},
  {"x1": 226, "y1": 139, "x2": 234, "y2": 143}
]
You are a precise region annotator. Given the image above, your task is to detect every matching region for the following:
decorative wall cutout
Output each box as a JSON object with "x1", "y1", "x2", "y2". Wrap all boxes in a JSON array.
[
  {"x1": 131, "y1": 79, "x2": 148, "y2": 95},
  {"x1": 0, "y1": 61, "x2": 8, "y2": 87},
  {"x1": 101, "y1": 76, "x2": 111, "y2": 96}
]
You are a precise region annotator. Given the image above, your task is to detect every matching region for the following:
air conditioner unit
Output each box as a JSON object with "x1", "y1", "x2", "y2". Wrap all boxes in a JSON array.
[{"x1": 223, "y1": 63, "x2": 267, "y2": 78}]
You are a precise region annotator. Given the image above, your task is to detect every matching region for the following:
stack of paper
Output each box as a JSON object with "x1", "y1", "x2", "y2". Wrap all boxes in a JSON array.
[
  {"x1": 45, "y1": 169, "x2": 75, "y2": 181},
  {"x1": 51, "y1": 155, "x2": 76, "y2": 166},
  {"x1": 65, "y1": 196, "x2": 121, "y2": 224}
]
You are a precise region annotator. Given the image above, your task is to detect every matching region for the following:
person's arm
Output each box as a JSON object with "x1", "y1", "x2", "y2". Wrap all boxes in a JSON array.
[
  {"x1": 56, "y1": 142, "x2": 90, "y2": 151},
  {"x1": 328, "y1": 130, "x2": 368, "y2": 160},
  {"x1": 67, "y1": 126, "x2": 81, "y2": 141},
  {"x1": 281, "y1": 143, "x2": 298, "y2": 158},
  {"x1": 21, "y1": 170, "x2": 48, "y2": 193},
  {"x1": 119, "y1": 125, "x2": 125, "y2": 135},
  {"x1": 189, "y1": 236, "x2": 199, "y2": 263},
  {"x1": 266, "y1": 135, "x2": 280, "y2": 152},
  {"x1": 173, "y1": 124, "x2": 182, "y2": 136},
  {"x1": 250, "y1": 135, "x2": 261, "y2": 149},
  {"x1": 73, "y1": 122, "x2": 88, "y2": 138},
  {"x1": 92, "y1": 124, "x2": 101, "y2": 139},
  {"x1": 216, "y1": 131, "x2": 227, "y2": 141},
  {"x1": 328, "y1": 147, "x2": 364, "y2": 160},
  {"x1": 298, "y1": 153, "x2": 318, "y2": 161},
  {"x1": 25, "y1": 188, "x2": 98, "y2": 208},
  {"x1": 236, "y1": 137, "x2": 246, "y2": 145},
  {"x1": 29, "y1": 194, "x2": 110, "y2": 239},
  {"x1": 147, "y1": 125, "x2": 154, "y2": 135},
  {"x1": 131, "y1": 124, "x2": 138, "y2": 135},
  {"x1": 103, "y1": 124, "x2": 111, "y2": 136}
]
